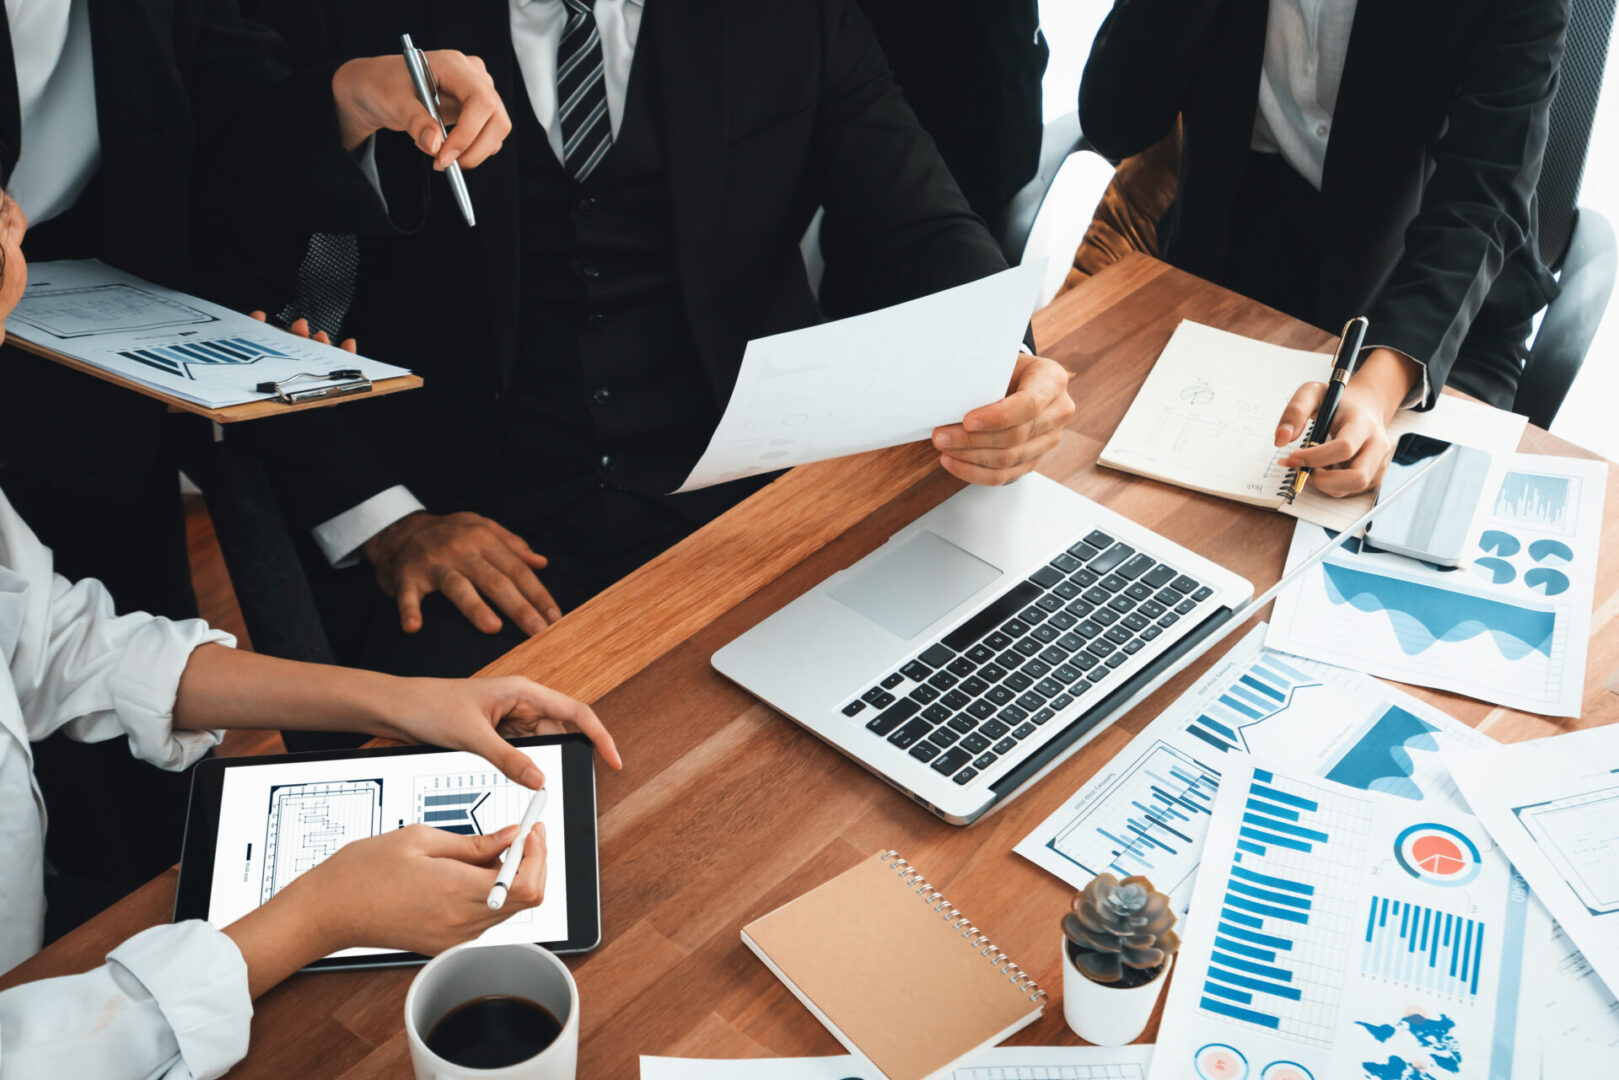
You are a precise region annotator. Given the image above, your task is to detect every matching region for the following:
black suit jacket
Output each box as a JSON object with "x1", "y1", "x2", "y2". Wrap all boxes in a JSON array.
[
  {"x1": 0, "y1": 0, "x2": 420, "y2": 498},
  {"x1": 255, "y1": 0, "x2": 1008, "y2": 532},
  {"x1": 1079, "y1": 0, "x2": 1566, "y2": 404},
  {"x1": 855, "y1": 0, "x2": 1047, "y2": 216}
]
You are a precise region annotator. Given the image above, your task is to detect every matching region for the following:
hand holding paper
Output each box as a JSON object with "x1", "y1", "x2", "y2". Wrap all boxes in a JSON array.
[{"x1": 675, "y1": 263, "x2": 1048, "y2": 493}]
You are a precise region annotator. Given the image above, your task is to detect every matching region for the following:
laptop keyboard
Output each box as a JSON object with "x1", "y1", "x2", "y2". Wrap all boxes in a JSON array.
[{"x1": 839, "y1": 530, "x2": 1215, "y2": 787}]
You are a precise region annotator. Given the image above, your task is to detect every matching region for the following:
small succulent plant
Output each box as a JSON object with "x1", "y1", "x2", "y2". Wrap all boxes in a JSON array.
[{"x1": 1062, "y1": 873, "x2": 1181, "y2": 984}]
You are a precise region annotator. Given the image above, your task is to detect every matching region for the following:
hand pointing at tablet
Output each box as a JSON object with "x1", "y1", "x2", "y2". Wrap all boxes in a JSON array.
[{"x1": 171, "y1": 647, "x2": 623, "y2": 782}]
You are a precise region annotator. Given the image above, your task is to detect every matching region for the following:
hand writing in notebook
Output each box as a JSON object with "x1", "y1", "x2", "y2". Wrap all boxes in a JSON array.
[{"x1": 1275, "y1": 347, "x2": 1423, "y2": 496}]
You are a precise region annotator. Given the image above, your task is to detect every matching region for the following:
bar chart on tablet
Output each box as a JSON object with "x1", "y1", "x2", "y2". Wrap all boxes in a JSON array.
[{"x1": 412, "y1": 769, "x2": 531, "y2": 836}]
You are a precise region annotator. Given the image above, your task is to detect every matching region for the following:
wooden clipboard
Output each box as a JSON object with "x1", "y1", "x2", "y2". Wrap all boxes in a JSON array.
[{"x1": 6, "y1": 335, "x2": 423, "y2": 424}]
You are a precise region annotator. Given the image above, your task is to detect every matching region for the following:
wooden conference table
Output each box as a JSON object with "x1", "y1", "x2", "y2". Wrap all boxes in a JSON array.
[{"x1": 8, "y1": 255, "x2": 1618, "y2": 1076}]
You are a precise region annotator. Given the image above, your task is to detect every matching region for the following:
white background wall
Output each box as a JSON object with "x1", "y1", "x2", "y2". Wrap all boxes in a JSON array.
[{"x1": 1037, "y1": 2, "x2": 1619, "y2": 461}]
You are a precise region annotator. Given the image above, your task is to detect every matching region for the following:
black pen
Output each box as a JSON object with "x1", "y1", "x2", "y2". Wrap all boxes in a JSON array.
[{"x1": 1288, "y1": 315, "x2": 1369, "y2": 501}]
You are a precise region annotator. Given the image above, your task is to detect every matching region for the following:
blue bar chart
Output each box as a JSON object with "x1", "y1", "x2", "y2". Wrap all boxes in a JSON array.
[
  {"x1": 119, "y1": 336, "x2": 292, "y2": 380},
  {"x1": 1185, "y1": 654, "x2": 1320, "y2": 755},
  {"x1": 1198, "y1": 769, "x2": 1372, "y2": 1047},
  {"x1": 1045, "y1": 743, "x2": 1219, "y2": 896},
  {"x1": 1360, "y1": 897, "x2": 1484, "y2": 1000}
]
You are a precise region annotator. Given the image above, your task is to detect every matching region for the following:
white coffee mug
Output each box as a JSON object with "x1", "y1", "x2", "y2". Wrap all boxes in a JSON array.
[{"x1": 404, "y1": 943, "x2": 580, "y2": 1080}]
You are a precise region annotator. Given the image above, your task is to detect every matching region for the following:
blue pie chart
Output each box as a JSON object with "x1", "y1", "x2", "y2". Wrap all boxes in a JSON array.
[
  {"x1": 1529, "y1": 539, "x2": 1574, "y2": 566},
  {"x1": 1473, "y1": 557, "x2": 1516, "y2": 585},
  {"x1": 1478, "y1": 529, "x2": 1521, "y2": 556},
  {"x1": 1525, "y1": 567, "x2": 1571, "y2": 595}
]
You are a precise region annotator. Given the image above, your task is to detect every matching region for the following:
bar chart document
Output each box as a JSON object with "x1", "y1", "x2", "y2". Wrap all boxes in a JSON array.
[
  {"x1": 7, "y1": 259, "x2": 411, "y2": 409},
  {"x1": 1450, "y1": 724, "x2": 1619, "y2": 1000},
  {"x1": 1148, "y1": 761, "x2": 1548, "y2": 1080},
  {"x1": 640, "y1": 1046, "x2": 1154, "y2": 1079},
  {"x1": 674, "y1": 261, "x2": 1043, "y2": 493},
  {"x1": 1014, "y1": 625, "x2": 1488, "y2": 911},
  {"x1": 1266, "y1": 454, "x2": 1606, "y2": 716}
]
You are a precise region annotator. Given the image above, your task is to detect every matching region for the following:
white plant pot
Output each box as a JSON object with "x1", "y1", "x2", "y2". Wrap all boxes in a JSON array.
[{"x1": 1061, "y1": 937, "x2": 1172, "y2": 1046}]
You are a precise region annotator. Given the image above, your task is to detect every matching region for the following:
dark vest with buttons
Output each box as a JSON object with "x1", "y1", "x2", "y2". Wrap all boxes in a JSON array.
[{"x1": 494, "y1": 29, "x2": 732, "y2": 554}]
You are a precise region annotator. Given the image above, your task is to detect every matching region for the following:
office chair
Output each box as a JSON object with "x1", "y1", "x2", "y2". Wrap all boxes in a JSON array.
[
  {"x1": 1512, "y1": 0, "x2": 1618, "y2": 429},
  {"x1": 990, "y1": 112, "x2": 1117, "y2": 311}
]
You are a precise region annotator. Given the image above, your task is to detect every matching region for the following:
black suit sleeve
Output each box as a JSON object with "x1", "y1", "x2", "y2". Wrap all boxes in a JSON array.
[
  {"x1": 1364, "y1": 0, "x2": 1567, "y2": 404},
  {"x1": 813, "y1": 0, "x2": 1009, "y2": 315},
  {"x1": 1078, "y1": 0, "x2": 1227, "y2": 161},
  {"x1": 187, "y1": 0, "x2": 428, "y2": 245}
]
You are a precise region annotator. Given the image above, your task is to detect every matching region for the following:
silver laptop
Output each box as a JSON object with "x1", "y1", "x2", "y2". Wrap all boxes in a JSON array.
[{"x1": 713, "y1": 473, "x2": 1253, "y2": 825}]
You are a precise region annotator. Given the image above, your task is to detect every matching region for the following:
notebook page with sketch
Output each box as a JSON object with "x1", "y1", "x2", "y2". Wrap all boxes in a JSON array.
[
  {"x1": 1100, "y1": 320, "x2": 1530, "y2": 530},
  {"x1": 1099, "y1": 320, "x2": 1314, "y2": 508}
]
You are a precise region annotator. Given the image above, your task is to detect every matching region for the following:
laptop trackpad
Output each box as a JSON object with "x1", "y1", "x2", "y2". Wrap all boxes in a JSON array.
[{"x1": 828, "y1": 530, "x2": 1001, "y2": 641}]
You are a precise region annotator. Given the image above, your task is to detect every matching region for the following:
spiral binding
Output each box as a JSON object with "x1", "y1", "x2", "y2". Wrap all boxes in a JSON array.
[
  {"x1": 879, "y1": 851, "x2": 1047, "y2": 1005},
  {"x1": 1275, "y1": 418, "x2": 1316, "y2": 503}
]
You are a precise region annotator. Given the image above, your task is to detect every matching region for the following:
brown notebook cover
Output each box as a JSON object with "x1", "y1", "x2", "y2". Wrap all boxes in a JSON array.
[{"x1": 742, "y1": 851, "x2": 1045, "y2": 1080}]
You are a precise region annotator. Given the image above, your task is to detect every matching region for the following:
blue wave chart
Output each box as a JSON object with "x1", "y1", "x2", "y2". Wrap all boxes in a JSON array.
[
  {"x1": 1325, "y1": 707, "x2": 1440, "y2": 802},
  {"x1": 1320, "y1": 563, "x2": 1554, "y2": 660}
]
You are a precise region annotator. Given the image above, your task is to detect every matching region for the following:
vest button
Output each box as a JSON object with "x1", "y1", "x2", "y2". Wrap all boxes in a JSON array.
[
  {"x1": 599, "y1": 454, "x2": 617, "y2": 472},
  {"x1": 585, "y1": 313, "x2": 605, "y2": 331},
  {"x1": 576, "y1": 195, "x2": 598, "y2": 216},
  {"x1": 592, "y1": 386, "x2": 611, "y2": 406},
  {"x1": 581, "y1": 263, "x2": 602, "y2": 280}
]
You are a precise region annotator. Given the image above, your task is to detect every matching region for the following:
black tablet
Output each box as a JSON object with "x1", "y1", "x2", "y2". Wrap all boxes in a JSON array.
[{"x1": 176, "y1": 734, "x2": 601, "y2": 969}]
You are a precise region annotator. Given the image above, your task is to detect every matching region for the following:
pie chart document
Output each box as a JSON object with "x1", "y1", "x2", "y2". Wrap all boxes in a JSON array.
[
  {"x1": 1452, "y1": 725, "x2": 1619, "y2": 1007},
  {"x1": 1267, "y1": 453, "x2": 1607, "y2": 717},
  {"x1": 1149, "y1": 759, "x2": 1549, "y2": 1080}
]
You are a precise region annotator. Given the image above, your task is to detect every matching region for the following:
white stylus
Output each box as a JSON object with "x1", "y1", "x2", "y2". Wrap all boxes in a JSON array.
[{"x1": 486, "y1": 786, "x2": 547, "y2": 911}]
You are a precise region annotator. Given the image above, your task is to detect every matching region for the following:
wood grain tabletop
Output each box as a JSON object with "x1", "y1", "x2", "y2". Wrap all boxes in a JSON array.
[{"x1": 7, "y1": 255, "x2": 1614, "y2": 1077}]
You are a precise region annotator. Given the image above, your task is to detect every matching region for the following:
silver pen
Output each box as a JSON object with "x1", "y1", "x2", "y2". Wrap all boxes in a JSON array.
[{"x1": 401, "y1": 34, "x2": 476, "y2": 226}]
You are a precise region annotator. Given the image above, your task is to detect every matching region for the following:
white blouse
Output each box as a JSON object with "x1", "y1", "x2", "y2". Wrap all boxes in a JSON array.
[{"x1": 0, "y1": 487, "x2": 250, "y2": 1079}]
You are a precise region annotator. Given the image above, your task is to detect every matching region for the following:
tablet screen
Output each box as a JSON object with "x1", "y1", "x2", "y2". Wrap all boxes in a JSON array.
[{"x1": 203, "y1": 744, "x2": 570, "y2": 960}]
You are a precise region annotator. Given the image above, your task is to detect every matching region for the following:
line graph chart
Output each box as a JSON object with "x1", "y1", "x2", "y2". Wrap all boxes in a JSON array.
[{"x1": 261, "y1": 779, "x2": 383, "y2": 902}]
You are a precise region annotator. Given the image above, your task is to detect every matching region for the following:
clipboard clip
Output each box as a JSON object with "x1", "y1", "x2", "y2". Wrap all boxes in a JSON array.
[{"x1": 255, "y1": 369, "x2": 373, "y2": 405}]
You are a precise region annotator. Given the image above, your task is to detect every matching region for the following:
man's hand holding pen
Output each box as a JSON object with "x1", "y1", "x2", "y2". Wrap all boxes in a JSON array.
[{"x1": 330, "y1": 49, "x2": 512, "y2": 171}]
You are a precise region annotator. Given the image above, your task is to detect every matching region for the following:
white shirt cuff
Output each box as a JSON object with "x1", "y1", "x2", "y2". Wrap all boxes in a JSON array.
[
  {"x1": 353, "y1": 136, "x2": 388, "y2": 212},
  {"x1": 313, "y1": 485, "x2": 426, "y2": 567},
  {"x1": 106, "y1": 618, "x2": 235, "y2": 770},
  {"x1": 1366, "y1": 344, "x2": 1430, "y2": 410},
  {"x1": 107, "y1": 922, "x2": 253, "y2": 1080}
]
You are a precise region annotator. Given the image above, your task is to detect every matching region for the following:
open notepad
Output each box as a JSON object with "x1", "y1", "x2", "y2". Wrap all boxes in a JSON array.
[{"x1": 1100, "y1": 320, "x2": 1527, "y2": 530}]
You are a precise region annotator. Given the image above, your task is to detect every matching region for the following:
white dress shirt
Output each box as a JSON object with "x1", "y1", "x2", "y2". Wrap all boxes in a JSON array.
[
  {"x1": 0, "y1": 488, "x2": 249, "y2": 1079},
  {"x1": 4, "y1": 0, "x2": 101, "y2": 225},
  {"x1": 1250, "y1": 0, "x2": 1428, "y2": 406},
  {"x1": 312, "y1": 0, "x2": 645, "y2": 567},
  {"x1": 1250, "y1": 0, "x2": 1356, "y2": 192}
]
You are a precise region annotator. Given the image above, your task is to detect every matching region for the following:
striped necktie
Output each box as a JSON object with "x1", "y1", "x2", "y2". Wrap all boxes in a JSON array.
[{"x1": 556, "y1": 0, "x2": 613, "y2": 182}]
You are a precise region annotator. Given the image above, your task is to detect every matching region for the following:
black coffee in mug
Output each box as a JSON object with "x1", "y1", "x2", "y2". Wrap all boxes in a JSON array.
[{"x1": 426, "y1": 994, "x2": 563, "y2": 1069}]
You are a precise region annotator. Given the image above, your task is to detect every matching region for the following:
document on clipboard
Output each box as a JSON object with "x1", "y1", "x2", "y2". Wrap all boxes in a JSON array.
[{"x1": 5, "y1": 260, "x2": 419, "y2": 419}]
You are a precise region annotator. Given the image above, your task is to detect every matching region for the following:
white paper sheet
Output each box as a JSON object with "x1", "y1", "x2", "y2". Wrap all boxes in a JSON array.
[
  {"x1": 1543, "y1": 922, "x2": 1619, "y2": 1078},
  {"x1": 1449, "y1": 725, "x2": 1619, "y2": 1004},
  {"x1": 7, "y1": 259, "x2": 411, "y2": 409},
  {"x1": 1149, "y1": 759, "x2": 1549, "y2": 1080},
  {"x1": 640, "y1": 1046, "x2": 1154, "y2": 1080},
  {"x1": 1266, "y1": 453, "x2": 1607, "y2": 717},
  {"x1": 1015, "y1": 625, "x2": 1491, "y2": 912},
  {"x1": 674, "y1": 262, "x2": 1045, "y2": 493}
]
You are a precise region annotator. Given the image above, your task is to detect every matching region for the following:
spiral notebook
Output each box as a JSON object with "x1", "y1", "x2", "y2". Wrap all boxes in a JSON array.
[
  {"x1": 1100, "y1": 320, "x2": 1529, "y2": 532},
  {"x1": 741, "y1": 851, "x2": 1045, "y2": 1080},
  {"x1": 1100, "y1": 320, "x2": 1318, "y2": 509}
]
